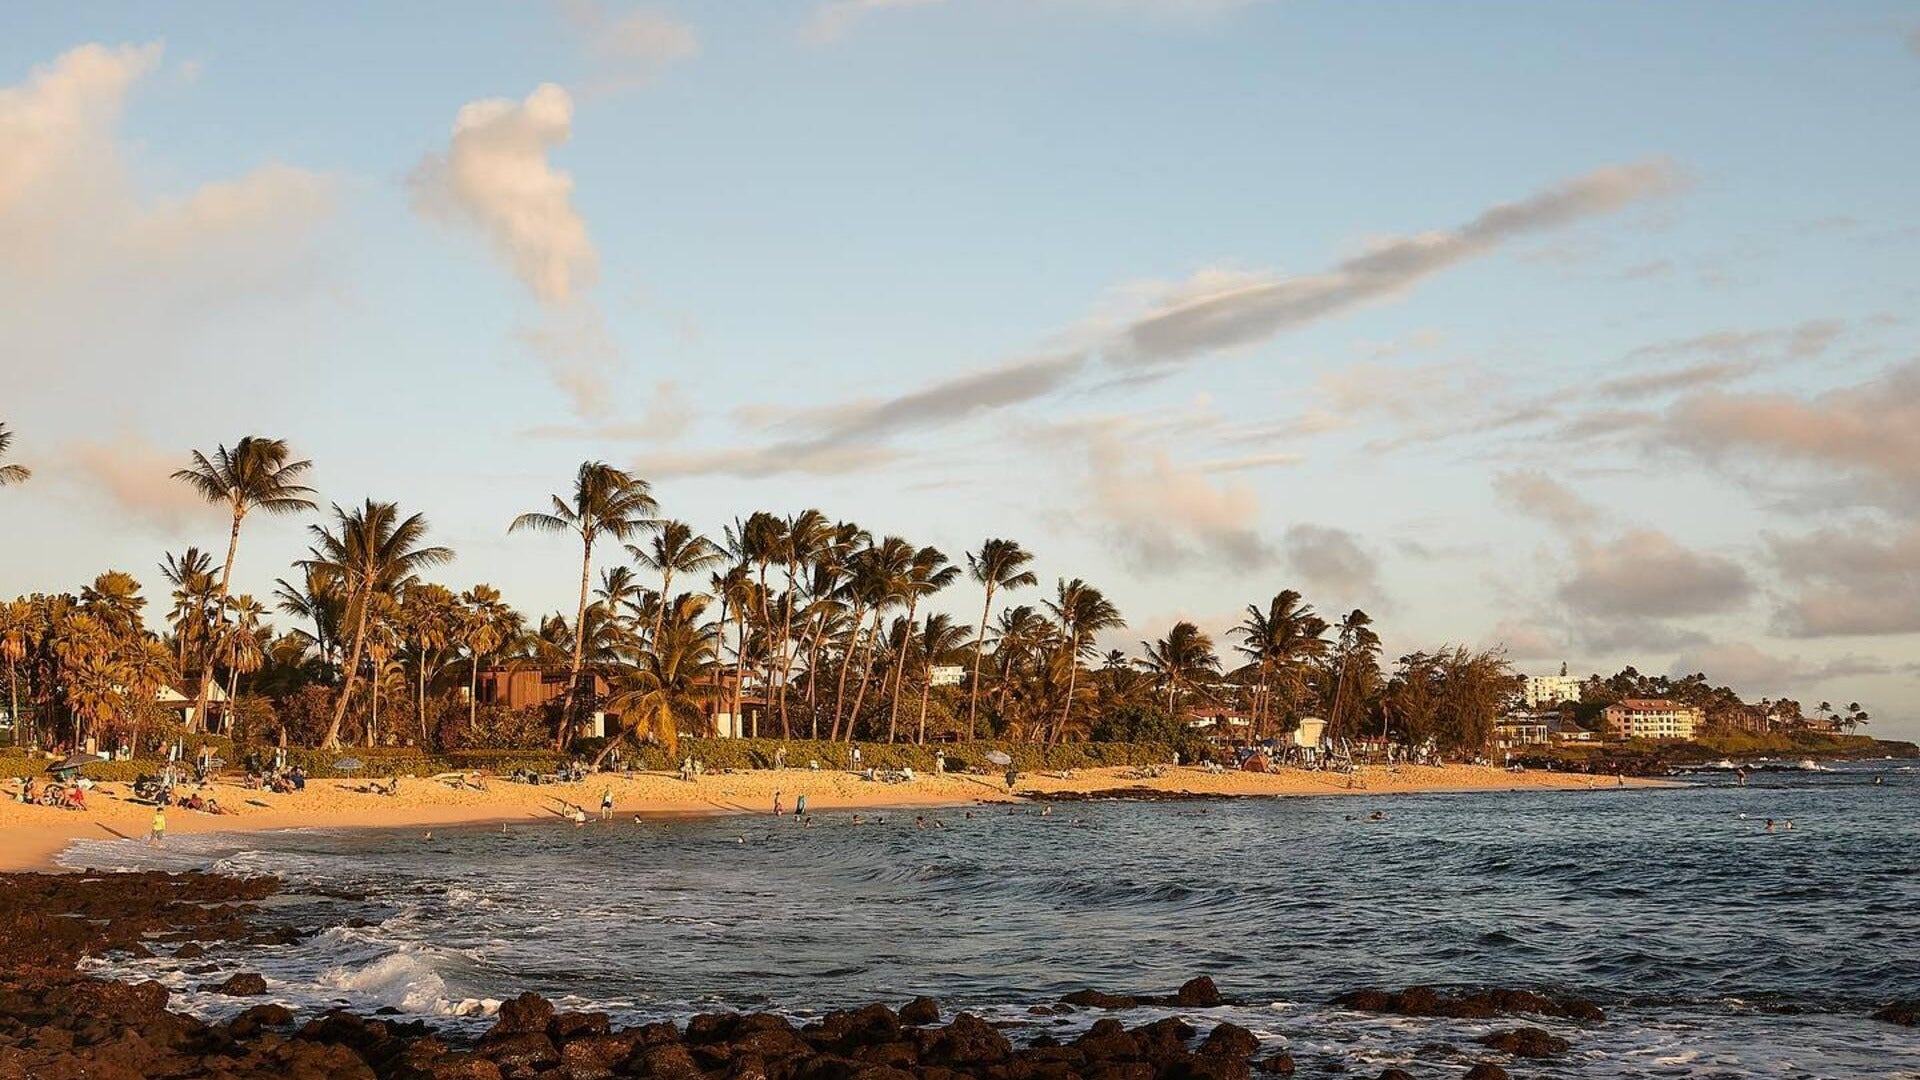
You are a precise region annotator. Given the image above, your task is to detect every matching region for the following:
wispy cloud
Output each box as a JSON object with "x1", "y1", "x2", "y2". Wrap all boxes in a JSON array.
[
  {"x1": 558, "y1": 1, "x2": 700, "y2": 89},
  {"x1": 802, "y1": 0, "x2": 947, "y2": 44},
  {"x1": 1108, "y1": 159, "x2": 1685, "y2": 368}
]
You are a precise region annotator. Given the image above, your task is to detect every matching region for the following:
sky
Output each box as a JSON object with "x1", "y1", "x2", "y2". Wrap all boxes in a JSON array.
[{"x1": 4, "y1": 1, "x2": 1919, "y2": 739}]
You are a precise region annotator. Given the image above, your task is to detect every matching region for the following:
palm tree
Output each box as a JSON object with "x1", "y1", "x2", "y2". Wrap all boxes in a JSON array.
[
  {"x1": 964, "y1": 539, "x2": 1038, "y2": 741},
  {"x1": 1328, "y1": 609, "x2": 1380, "y2": 740},
  {"x1": 273, "y1": 566, "x2": 346, "y2": 676},
  {"x1": 1045, "y1": 579, "x2": 1125, "y2": 744},
  {"x1": 458, "y1": 584, "x2": 521, "y2": 730},
  {"x1": 0, "y1": 423, "x2": 29, "y2": 486},
  {"x1": 1232, "y1": 590, "x2": 1329, "y2": 737},
  {"x1": 598, "y1": 593, "x2": 716, "y2": 765},
  {"x1": 217, "y1": 595, "x2": 267, "y2": 730},
  {"x1": 1140, "y1": 620, "x2": 1219, "y2": 714},
  {"x1": 842, "y1": 536, "x2": 914, "y2": 740},
  {"x1": 173, "y1": 437, "x2": 316, "y2": 731},
  {"x1": 913, "y1": 612, "x2": 972, "y2": 744},
  {"x1": 307, "y1": 500, "x2": 453, "y2": 748},
  {"x1": 885, "y1": 545, "x2": 959, "y2": 742},
  {"x1": 159, "y1": 547, "x2": 218, "y2": 670},
  {"x1": 0, "y1": 599, "x2": 31, "y2": 736},
  {"x1": 630, "y1": 520, "x2": 723, "y2": 646},
  {"x1": 510, "y1": 462, "x2": 657, "y2": 745}
]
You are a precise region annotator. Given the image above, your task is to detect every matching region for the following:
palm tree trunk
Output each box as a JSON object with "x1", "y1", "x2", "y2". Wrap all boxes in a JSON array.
[
  {"x1": 916, "y1": 664, "x2": 932, "y2": 745},
  {"x1": 774, "y1": 580, "x2": 799, "y2": 739},
  {"x1": 322, "y1": 592, "x2": 371, "y2": 749},
  {"x1": 846, "y1": 609, "x2": 885, "y2": 742},
  {"x1": 730, "y1": 615, "x2": 746, "y2": 737},
  {"x1": 885, "y1": 599, "x2": 920, "y2": 743},
  {"x1": 1056, "y1": 633, "x2": 1080, "y2": 746},
  {"x1": 468, "y1": 654, "x2": 480, "y2": 731},
  {"x1": 966, "y1": 584, "x2": 994, "y2": 741},
  {"x1": 561, "y1": 536, "x2": 593, "y2": 749},
  {"x1": 653, "y1": 568, "x2": 673, "y2": 648},
  {"x1": 830, "y1": 602, "x2": 866, "y2": 740},
  {"x1": 191, "y1": 508, "x2": 244, "y2": 733}
]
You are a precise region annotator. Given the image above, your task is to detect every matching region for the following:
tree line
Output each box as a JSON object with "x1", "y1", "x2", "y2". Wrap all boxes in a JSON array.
[{"x1": 1, "y1": 428, "x2": 1529, "y2": 757}]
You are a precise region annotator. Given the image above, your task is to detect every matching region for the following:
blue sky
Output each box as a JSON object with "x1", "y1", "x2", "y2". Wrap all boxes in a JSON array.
[{"x1": 5, "y1": 1, "x2": 1919, "y2": 738}]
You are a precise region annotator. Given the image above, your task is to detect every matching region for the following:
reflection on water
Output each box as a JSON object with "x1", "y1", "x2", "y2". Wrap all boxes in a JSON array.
[{"x1": 68, "y1": 761, "x2": 1920, "y2": 1078}]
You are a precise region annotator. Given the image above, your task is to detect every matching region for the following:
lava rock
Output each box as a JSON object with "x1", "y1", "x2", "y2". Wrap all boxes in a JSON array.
[
  {"x1": 1873, "y1": 1001, "x2": 1918, "y2": 1027},
  {"x1": 901, "y1": 996, "x2": 942, "y2": 1025},
  {"x1": 1074, "y1": 1018, "x2": 1141, "y2": 1062},
  {"x1": 491, "y1": 991, "x2": 556, "y2": 1037},
  {"x1": 213, "y1": 972, "x2": 268, "y2": 996},
  {"x1": 1479, "y1": 1027, "x2": 1569, "y2": 1058},
  {"x1": 919, "y1": 1012, "x2": 1011, "y2": 1066},
  {"x1": 549, "y1": 1009, "x2": 610, "y2": 1041},
  {"x1": 1463, "y1": 1064, "x2": 1511, "y2": 1080},
  {"x1": 1175, "y1": 977, "x2": 1224, "y2": 1007},
  {"x1": 1198, "y1": 1022, "x2": 1258, "y2": 1060},
  {"x1": 1062, "y1": 990, "x2": 1140, "y2": 1010},
  {"x1": 226, "y1": 1002, "x2": 295, "y2": 1037},
  {"x1": 1254, "y1": 1052, "x2": 1295, "y2": 1075}
]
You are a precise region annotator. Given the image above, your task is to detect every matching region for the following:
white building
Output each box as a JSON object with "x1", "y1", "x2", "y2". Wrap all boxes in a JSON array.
[
  {"x1": 1523, "y1": 673, "x2": 1583, "y2": 708},
  {"x1": 1602, "y1": 699, "x2": 1701, "y2": 741}
]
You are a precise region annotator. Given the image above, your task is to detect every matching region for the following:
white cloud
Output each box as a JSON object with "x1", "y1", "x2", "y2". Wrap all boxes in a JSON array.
[
  {"x1": 411, "y1": 83, "x2": 596, "y2": 306},
  {"x1": 1493, "y1": 469, "x2": 1600, "y2": 534},
  {"x1": 1668, "y1": 641, "x2": 1891, "y2": 697},
  {"x1": 1283, "y1": 523, "x2": 1382, "y2": 607},
  {"x1": 65, "y1": 434, "x2": 218, "y2": 533},
  {"x1": 1767, "y1": 524, "x2": 1920, "y2": 637}
]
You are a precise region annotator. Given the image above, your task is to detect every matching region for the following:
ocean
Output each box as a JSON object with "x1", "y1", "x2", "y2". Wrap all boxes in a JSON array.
[{"x1": 64, "y1": 761, "x2": 1920, "y2": 1078}]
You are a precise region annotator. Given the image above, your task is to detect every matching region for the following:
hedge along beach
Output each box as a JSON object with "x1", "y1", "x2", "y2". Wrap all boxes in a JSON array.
[{"x1": 0, "y1": 754, "x2": 1656, "y2": 871}]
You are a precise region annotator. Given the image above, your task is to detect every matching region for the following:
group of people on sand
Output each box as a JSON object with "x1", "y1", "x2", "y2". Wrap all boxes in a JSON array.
[{"x1": 10, "y1": 775, "x2": 91, "y2": 810}]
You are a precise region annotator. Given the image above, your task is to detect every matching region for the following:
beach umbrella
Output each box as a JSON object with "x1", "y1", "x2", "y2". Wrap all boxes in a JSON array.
[
  {"x1": 332, "y1": 757, "x2": 364, "y2": 773},
  {"x1": 984, "y1": 750, "x2": 1013, "y2": 766},
  {"x1": 48, "y1": 751, "x2": 96, "y2": 773}
]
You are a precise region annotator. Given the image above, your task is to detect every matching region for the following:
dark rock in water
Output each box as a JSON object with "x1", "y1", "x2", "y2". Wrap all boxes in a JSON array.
[
  {"x1": 1075, "y1": 1017, "x2": 1142, "y2": 1061},
  {"x1": 1464, "y1": 1064, "x2": 1511, "y2": 1080},
  {"x1": 551, "y1": 1009, "x2": 611, "y2": 1041},
  {"x1": 901, "y1": 996, "x2": 942, "y2": 1025},
  {"x1": 1332, "y1": 986, "x2": 1604, "y2": 1023},
  {"x1": 1175, "y1": 976, "x2": 1225, "y2": 1007},
  {"x1": 810, "y1": 1003, "x2": 905, "y2": 1051},
  {"x1": 1029, "y1": 1005, "x2": 1060, "y2": 1016},
  {"x1": 213, "y1": 971, "x2": 267, "y2": 996},
  {"x1": 1254, "y1": 1052, "x2": 1296, "y2": 1075},
  {"x1": 491, "y1": 990, "x2": 556, "y2": 1036},
  {"x1": 1062, "y1": 989, "x2": 1140, "y2": 1010},
  {"x1": 1375, "y1": 1070, "x2": 1417, "y2": 1080},
  {"x1": 1479, "y1": 1027, "x2": 1570, "y2": 1058},
  {"x1": 226, "y1": 1001, "x2": 294, "y2": 1037},
  {"x1": 1198, "y1": 1022, "x2": 1259, "y2": 1060},
  {"x1": 919, "y1": 1012, "x2": 1012, "y2": 1065},
  {"x1": 1131, "y1": 1016, "x2": 1198, "y2": 1065},
  {"x1": 173, "y1": 942, "x2": 206, "y2": 959},
  {"x1": 1874, "y1": 1000, "x2": 1918, "y2": 1026},
  {"x1": 480, "y1": 1030, "x2": 560, "y2": 1070},
  {"x1": 632, "y1": 1041, "x2": 706, "y2": 1080}
]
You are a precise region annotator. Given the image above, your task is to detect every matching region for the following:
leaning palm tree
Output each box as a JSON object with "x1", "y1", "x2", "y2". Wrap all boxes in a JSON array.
[
  {"x1": 173, "y1": 437, "x2": 316, "y2": 730},
  {"x1": 457, "y1": 584, "x2": 521, "y2": 730},
  {"x1": 599, "y1": 592, "x2": 717, "y2": 764},
  {"x1": 1140, "y1": 620, "x2": 1220, "y2": 714},
  {"x1": 884, "y1": 545, "x2": 959, "y2": 742},
  {"x1": 1327, "y1": 608, "x2": 1380, "y2": 740},
  {"x1": 964, "y1": 539, "x2": 1038, "y2": 740},
  {"x1": 0, "y1": 423, "x2": 29, "y2": 486},
  {"x1": 307, "y1": 500, "x2": 453, "y2": 748},
  {"x1": 912, "y1": 612, "x2": 973, "y2": 744},
  {"x1": 510, "y1": 462, "x2": 658, "y2": 745},
  {"x1": 1232, "y1": 590, "x2": 1329, "y2": 738},
  {"x1": 1045, "y1": 579, "x2": 1125, "y2": 744}
]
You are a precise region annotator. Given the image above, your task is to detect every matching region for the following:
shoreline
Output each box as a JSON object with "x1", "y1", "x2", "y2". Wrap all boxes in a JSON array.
[{"x1": 2, "y1": 763, "x2": 1675, "y2": 872}]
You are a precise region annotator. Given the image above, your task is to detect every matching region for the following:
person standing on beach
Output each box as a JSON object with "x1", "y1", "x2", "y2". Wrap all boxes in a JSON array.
[
  {"x1": 149, "y1": 806, "x2": 167, "y2": 846},
  {"x1": 600, "y1": 788, "x2": 613, "y2": 820},
  {"x1": 795, "y1": 793, "x2": 807, "y2": 817}
]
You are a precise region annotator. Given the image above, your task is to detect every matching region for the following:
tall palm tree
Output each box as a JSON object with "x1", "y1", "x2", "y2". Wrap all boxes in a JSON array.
[
  {"x1": 883, "y1": 545, "x2": 959, "y2": 742},
  {"x1": 913, "y1": 612, "x2": 972, "y2": 744},
  {"x1": 964, "y1": 539, "x2": 1038, "y2": 741},
  {"x1": 273, "y1": 566, "x2": 346, "y2": 675},
  {"x1": 772, "y1": 509, "x2": 831, "y2": 735},
  {"x1": 217, "y1": 595, "x2": 267, "y2": 730},
  {"x1": 0, "y1": 599, "x2": 31, "y2": 736},
  {"x1": 1232, "y1": 590, "x2": 1329, "y2": 737},
  {"x1": 159, "y1": 547, "x2": 218, "y2": 670},
  {"x1": 1328, "y1": 608, "x2": 1380, "y2": 741},
  {"x1": 1045, "y1": 579, "x2": 1125, "y2": 744},
  {"x1": 1141, "y1": 620, "x2": 1219, "y2": 714},
  {"x1": 510, "y1": 462, "x2": 657, "y2": 744},
  {"x1": 458, "y1": 584, "x2": 521, "y2": 729},
  {"x1": 173, "y1": 437, "x2": 316, "y2": 731},
  {"x1": 0, "y1": 423, "x2": 29, "y2": 486},
  {"x1": 842, "y1": 536, "x2": 914, "y2": 740},
  {"x1": 307, "y1": 500, "x2": 453, "y2": 748},
  {"x1": 630, "y1": 520, "x2": 723, "y2": 646}
]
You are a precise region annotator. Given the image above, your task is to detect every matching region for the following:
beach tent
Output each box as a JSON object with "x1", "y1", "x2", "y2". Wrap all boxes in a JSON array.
[{"x1": 984, "y1": 750, "x2": 1013, "y2": 766}]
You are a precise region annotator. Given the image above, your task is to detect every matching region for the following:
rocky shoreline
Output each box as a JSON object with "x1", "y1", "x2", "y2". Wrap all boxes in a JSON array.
[{"x1": 1, "y1": 871, "x2": 1912, "y2": 1079}]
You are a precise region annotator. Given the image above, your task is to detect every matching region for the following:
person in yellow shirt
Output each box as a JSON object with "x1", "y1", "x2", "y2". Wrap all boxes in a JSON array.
[{"x1": 149, "y1": 806, "x2": 167, "y2": 846}]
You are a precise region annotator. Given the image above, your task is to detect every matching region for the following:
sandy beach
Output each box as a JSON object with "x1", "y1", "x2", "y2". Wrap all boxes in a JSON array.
[{"x1": 0, "y1": 764, "x2": 1666, "y2": 872}]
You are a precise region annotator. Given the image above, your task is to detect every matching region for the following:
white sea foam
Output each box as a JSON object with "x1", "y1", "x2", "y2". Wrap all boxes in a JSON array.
[{"x1": 318, "y1": 950, "x2": 452, "y2": 1014}]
